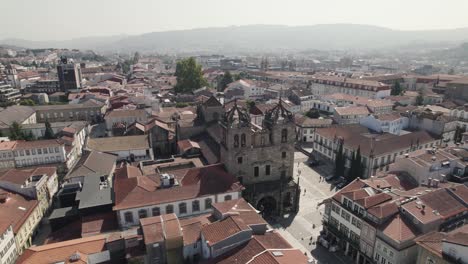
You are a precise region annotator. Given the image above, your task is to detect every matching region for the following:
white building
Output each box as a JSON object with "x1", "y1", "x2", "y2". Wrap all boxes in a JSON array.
[
  {"x1": 309, "y1": 75, "x2": 391, "y2": 99},
  {"x1": 86, "y1": 135, "x2": 153, "y2": 161},
  {"x1": 0, "y1": 223, "x2": 17, "y2": 264},
  {"x1": 113, "y1": 164, "x2": 243, "y2": 229},
  {"x1": 13, "y1": 139, "x2": 68, "y2": 168},
  {"x1": 0, "y1": 141, "x2": 16, "y2": 169},
  {"x1": 360, "y1": 113, "x2": 407, "y2": 135},
  {"x1": 225, "y1": 80, "x2": 265, "y2": 100},
  {"x1": 333, "y1": 106, "x2": 370, "y2": 125}
]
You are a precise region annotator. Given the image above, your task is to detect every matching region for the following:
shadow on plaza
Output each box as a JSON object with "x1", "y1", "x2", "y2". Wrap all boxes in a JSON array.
[
  {"x1": 265, "y1": 212, "x2": 298, "y2": 229},
  {"x1": 311, "y1": 246, "x2": 354, "y2": 264}
]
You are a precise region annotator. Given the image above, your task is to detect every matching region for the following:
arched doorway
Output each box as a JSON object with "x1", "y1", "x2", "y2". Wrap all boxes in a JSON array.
[{"x1": 257, "y1": 196, "x2": 277, "y2": 216}]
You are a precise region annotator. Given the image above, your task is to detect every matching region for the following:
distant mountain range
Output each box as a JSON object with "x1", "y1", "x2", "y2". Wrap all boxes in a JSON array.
[{"x1": 2, "y1": 24, "x2": 468, "y2": 53}]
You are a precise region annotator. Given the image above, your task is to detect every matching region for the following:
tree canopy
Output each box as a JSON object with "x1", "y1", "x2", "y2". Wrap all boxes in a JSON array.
[
  {"x1": 415, "y1": 90, "x2": 424, "y2": 106},
  {"x1": 334, "y1": 140, "x2": 345, "y2": 178},
  {"x1": 391, "y1": 80, "x2": 403, "y2": 96},
  {"x1": 174, "y1": 57, "x2": 208, "y2": 94},
  {"x1": 218, "y1": 71, "x2": 234, "y2": 91},
  {"x1": 44, "y1": 120, "x2": 55, "y2": 139},
  {"x1": 305, "y1": 109, "x2": 320, "y2": 119}
]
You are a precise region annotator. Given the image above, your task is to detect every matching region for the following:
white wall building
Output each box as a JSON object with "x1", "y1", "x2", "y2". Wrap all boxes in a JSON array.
[{"x1": 0, "y1": 224, "x2": 17, "y2": 264}]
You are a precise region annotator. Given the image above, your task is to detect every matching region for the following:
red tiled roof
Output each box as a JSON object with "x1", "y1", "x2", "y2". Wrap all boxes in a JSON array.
[
  {"x1": 81, "y1": 212, "x2": 118, "y2": 237},
  {"x1": 201, "y1": 216, "x2": 250, "y2": 246},
  {"x1": 178, "y1": 139, "x2": 200, "y2": 153},
  {"x1": 209, "y1": 231, "x2": 297, "y2": 264},
  {"x1": 113, "y1": 164, "x2": 242, "y2": 211},
  {"x1": 0, "y1": 191, "x2": 39, "y2": 233},
  {"x1": 249, "y1": 249, "x2": 309, "y2": 264},
  {"x1": 140, "y1": 213, "x2": 182, "y2": 245},
  {"x1": 380, "y1": 214, "x2": 419, "y2": 243},
  {"x1": 16, "y1": 235, "x2": 107, "y2": 264},
  {"x1": 0, "y1": 167, "x2": 56, "y2": 185}
]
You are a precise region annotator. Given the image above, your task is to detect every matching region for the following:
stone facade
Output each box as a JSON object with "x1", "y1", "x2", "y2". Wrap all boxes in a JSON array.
[{"x1": 219, "y1": 101, "x2": 300, "y2": 216}]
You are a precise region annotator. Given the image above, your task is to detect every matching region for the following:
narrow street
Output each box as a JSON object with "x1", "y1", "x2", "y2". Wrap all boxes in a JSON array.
[{"x1": 270, "y1": 152, "x2": 353, "y2": 264}]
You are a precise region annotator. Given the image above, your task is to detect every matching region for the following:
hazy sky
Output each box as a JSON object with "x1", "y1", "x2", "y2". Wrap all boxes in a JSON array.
[{"x1": 2, "y1": 0, "x2": 468, "y2": 41}]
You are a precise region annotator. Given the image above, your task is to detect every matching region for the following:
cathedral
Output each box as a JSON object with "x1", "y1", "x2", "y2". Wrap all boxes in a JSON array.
[{"x1": 178, "y1": 96, "x2": 301, "y2": 216}]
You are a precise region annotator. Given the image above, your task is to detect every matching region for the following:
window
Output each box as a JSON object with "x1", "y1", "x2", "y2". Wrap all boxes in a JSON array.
[
  {"x1": 192, "y1": 200, "x2": 200, "y2": 212},
  {"x1": 166, "y1": 204, "x2": 174, "y2": 214},
  {"x1": 282, "y1": 152, "x2": 286, "y2": 159},
  {"x1": 55, "y1": 147, "x2": 59, "y2": 153},
  {"x1": 179, "y1": 203, "x2": 187, "y2": 214},
  {"x1": 234, "y1": 135, "x2": 239, "y2": 148},
  {"x1": 425, "y1": 257, "x2": 435, "y2": 264},
  {"x1": 152, "y1": 207, "x2": 160, "y2": 216},
  {"x1": 138, "y1": 209, "x2": 148, "y2": 219},
  {"x1": 237, "y1": 157, "x2": 243, "y2": 164},
  {"x1": 225, "y1": 195, "x2": 232, "y2": 201},
  {"x1": 205, "y1": 198, "x2": 212, "y2": 209},
  {"x1": 38, "y1": 148, "x2": 42, "y2": 155},
  {"x1": 25, "y1": 150, "x2": 30, "y2": 156},
  {"x1": 43, "y1": 148, "x2": 48, "y2": 154},
  {"x1": 124, "y1": 212, "x2": 133, "y2": 223},
  {"x1": 241, "y1": 134, "x2": 246, "y2": 147},
  {"x1": 265, "y1": 165, "x2": 271, "y2": 176},
  {"x1": 281, "y1": 129, "x2": 288, "y2": 143},
  {"x1": 254, "y1": 166, "x2": 259, "y2": 177}
]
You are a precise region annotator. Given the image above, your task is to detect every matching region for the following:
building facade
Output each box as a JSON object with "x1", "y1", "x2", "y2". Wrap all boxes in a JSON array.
[{"x1": 219, "y1": 101, "x2": 300, "y2": 216}]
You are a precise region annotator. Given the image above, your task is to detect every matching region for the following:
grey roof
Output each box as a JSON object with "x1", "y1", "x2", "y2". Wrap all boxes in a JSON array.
[
  {"x1": 76, "y1": 176, "x2": 113, "y2": 210},
  {"x1": 48, "y1": 206, "x2": 79, "y2": 220},
  {"x1": 0, "y1": 105, "x2": 35, "y2": 128},
  {"x1": 65, "y1": 150, "x2": 117, "y2": 180},
  {"x1": 87, "y1": 135, "x2": 150, "y2": 152}
]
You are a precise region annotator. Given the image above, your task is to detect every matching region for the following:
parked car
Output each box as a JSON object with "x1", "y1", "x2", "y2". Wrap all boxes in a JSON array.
[{"x1": 325, "y1": 174, "x2": 335, "y2": 181}]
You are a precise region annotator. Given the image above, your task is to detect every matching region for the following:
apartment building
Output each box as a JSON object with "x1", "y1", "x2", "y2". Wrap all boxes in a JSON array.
[
  {"x1": 0, "y1": 192, "x2": 42, "y2": 254},
  {"x1": 309, "y1": 75, "x2": 391, "y2": 99},
  {"x1": 321, "y1": 177, "x2": 468, "y2": 264},
  {"x1": 113, "y1": 163, "x2": 243, "y2": 229},
  {"x1": 334, "y1": 106, "x2": 370, "y2": 125},
  {"x1": 313, "y1": 124, "x2": 440, "y2": 178},
  {"x1": 33, "y1": 100, "x2": 106, "y2": 123},
  {"x1": 0, "y1": 106, "x2": 37, "y2": 135},
  {"x1": 0, "y1": 167, "x2": 58, "y2": 216},
  {"x1": 0, "y1": 141, "x2": 16, "y2": 169},
  {"x1": 415, "y1": 226, "x2": 468, "y2": 264},
  {"x1": 0, "y1": 83, "x2": 21, "y2": 103},
  {"x1": 404, "y1": 107, "x2": 458, "y2": 142},
  {"x1": 0, "y1": 222, "x2": 17, "y2": 264},
  {"x1": 12, "y1": 139, "x2": 68, "y2": 168}
]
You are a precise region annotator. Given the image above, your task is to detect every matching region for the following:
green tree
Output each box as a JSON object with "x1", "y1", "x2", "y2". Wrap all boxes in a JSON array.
[
  {"x1": 246, "y1": 100, "x2": 256, "y2": 110},
  {"x1": 174, "y1": 57, "x2": 207, "y2": 94},
  {"x1": 133, "y1": 52, "x2": 140, "y2": 64},
  {"x1": 9, "y1": 122, "x2": 23, "y2": 140},
  {"x1": 415, "y1": 90, "x2": 424, "y2": 106},
  {"x1": 355, "y1": 147, "x2": 363, "y2": 179},
  {"x1": 391, "y1": 81, "x2": 402, "y2": 96},
  {"x1": 218, "y1": 71, "x2": 234, "y2": 91},
  {"x1": 19, "y1": 99, "x2": 36, "y2": 106},
  {"x1": 44, "y1": 120, "x2": 55, "y2": 139},
  {"x1": 305, "y1": 109, "x2": 320, "y2": 119},
  {"x1": 334, "y1": 140, "x2": 345, "y2": 177},
  {"x1": 347, "y1": 146, "x2": 364, "y2": 182}
]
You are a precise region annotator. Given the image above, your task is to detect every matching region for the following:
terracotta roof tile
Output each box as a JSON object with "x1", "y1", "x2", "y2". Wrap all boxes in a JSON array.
[{"x1": 16, "y1": 235, "x2": 107, "y2": 264}]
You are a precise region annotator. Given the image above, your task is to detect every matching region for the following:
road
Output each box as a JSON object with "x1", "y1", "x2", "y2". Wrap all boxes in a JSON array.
[{"x1": 271, "y1": 152, "x2": 353, "y2": 264}]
